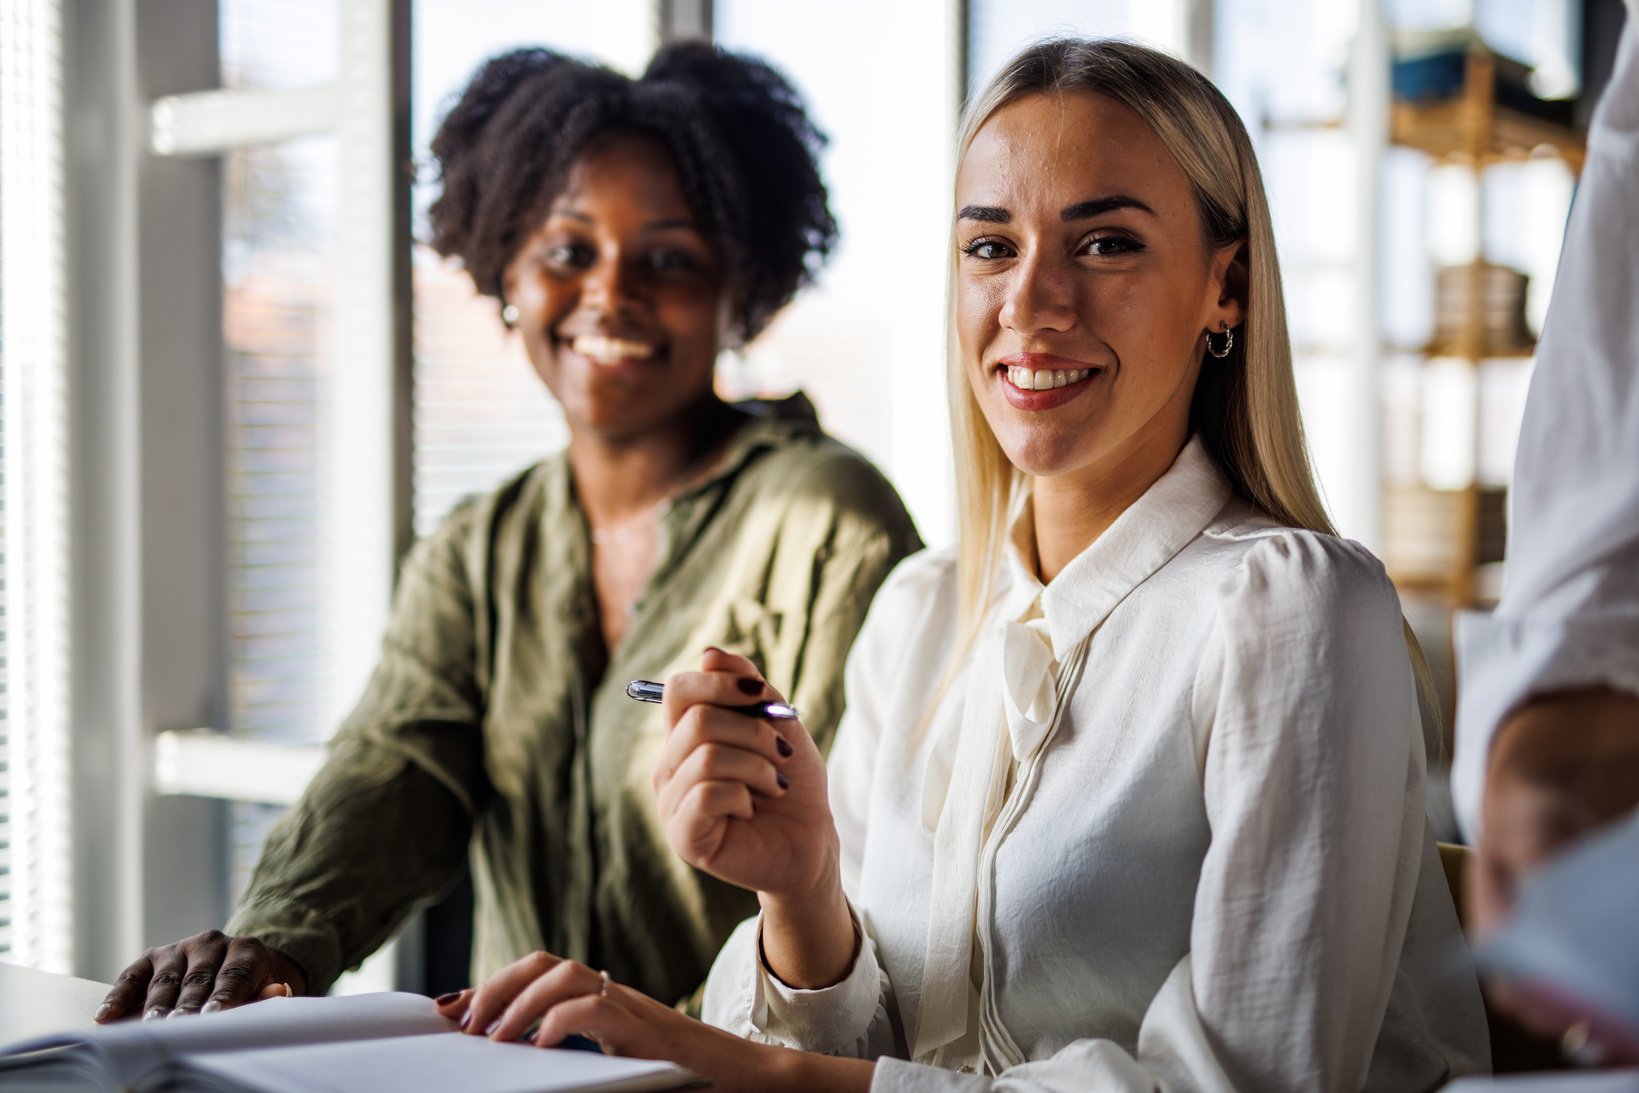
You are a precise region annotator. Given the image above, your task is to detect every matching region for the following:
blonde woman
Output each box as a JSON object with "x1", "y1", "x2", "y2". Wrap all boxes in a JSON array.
[{"x1": 439, "y1": 39, "x2": 1490, "y2": 1091}]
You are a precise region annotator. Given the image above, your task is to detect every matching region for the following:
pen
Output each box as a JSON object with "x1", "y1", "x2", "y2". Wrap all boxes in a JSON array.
[{"x1": 625, "y1": 679, "x2": 801, "y2": 720}]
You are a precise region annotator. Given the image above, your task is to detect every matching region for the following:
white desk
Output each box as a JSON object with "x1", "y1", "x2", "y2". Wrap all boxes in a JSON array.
[{"x1": 0, "y1": 961, "x2": 111, "y2": 1042}]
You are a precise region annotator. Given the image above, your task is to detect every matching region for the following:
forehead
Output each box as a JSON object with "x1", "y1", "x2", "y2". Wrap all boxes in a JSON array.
[
  {"x1": 553, "y1": 131, "x2": 694, "y2": 219},
  {"x1": 956, "y1": 91, "x2": 1192, "y2": 219}
]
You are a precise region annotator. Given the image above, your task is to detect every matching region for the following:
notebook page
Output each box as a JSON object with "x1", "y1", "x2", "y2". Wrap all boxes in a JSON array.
[
  {"x1": 0, "y1": 993, "x2": 453, "y2": 1083},
  {"x1": 185, "y1": 1033, "x2": 690, "y2": 1093}
]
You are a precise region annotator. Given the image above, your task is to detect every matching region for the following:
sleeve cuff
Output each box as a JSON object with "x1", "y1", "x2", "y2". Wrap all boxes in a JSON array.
[
  {"x1": 752, "y1": 901, "x2": 884, "y2": 1052},
  {"x1": 1454, "y1": 609, "x2": 1639, "y2": 842},
  {"x1": 869, "y1": 1057, "x2": 992, "y2": 1092},
  {"x1": 226, "y1": 900, "x2": 344, "y2": 996},
  {"x1": 704, "y1": 900, "x2": 885, "y2": 1053}
]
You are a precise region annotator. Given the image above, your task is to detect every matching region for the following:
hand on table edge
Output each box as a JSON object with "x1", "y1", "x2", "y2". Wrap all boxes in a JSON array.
[
  {"x1": 95, "y1": 929, "x2": 309, "y2": 1023},
  {"x1": 435, "y1": 954, "x2": 875, "y2": 1093}
]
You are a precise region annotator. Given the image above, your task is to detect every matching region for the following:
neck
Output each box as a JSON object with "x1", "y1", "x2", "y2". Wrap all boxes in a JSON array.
[
  {"x1": 1030, "y1": 427, "x2": 1190, "y2": 583},
  {"x1": 568, "y1": 395, "x2": 737, "y2": 527}
]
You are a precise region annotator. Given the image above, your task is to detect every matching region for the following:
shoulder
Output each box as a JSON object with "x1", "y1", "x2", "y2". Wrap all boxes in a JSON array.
[
  {"x1": 1202, "y1": 506, "x2": 1403, "y2": 645},
  {"x1": 846, "y1": 546, "x2": 960, "y2": 689},
  {"x1": 875, "y1": 545, "x2": 959, "y2": 609},
  {"x1": 746, "y1": 428, "x2": 909, "y2": 516},
  {"x1": 850, "y1": 547, "x2": 958, "y2": 647}
]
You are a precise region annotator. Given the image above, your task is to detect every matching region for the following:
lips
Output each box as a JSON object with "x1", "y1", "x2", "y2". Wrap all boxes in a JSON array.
[
  {"x1": 994, "y1": 353, "x2": 1102, "y2": 409},
  {"x1": 559, "y1": 331, "x2": 664, "y2": 367},
  {"x1": 1003, "y1": 364, "x2": 1096, "y2": 391}
]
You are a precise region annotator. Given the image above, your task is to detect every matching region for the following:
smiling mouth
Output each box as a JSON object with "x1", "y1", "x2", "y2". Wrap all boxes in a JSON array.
[
  {"x1": 565, "y1": 333, "x2": 661, "y2": 366},
  {"x1": 1000, "y1": 364, "x2": 1098, "y2": 391}
]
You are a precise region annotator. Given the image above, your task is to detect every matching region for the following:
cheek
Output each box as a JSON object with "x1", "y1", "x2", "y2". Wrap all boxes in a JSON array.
[
  {"x1": 517, "y1": 273, "x2": 575, "y2": 332},
  {"x1": 956, "y1": 280, "x2": 1001, "y2": 360},
  {"x1": 657, "y1": 282, "x2": 729, "y2": 339}
]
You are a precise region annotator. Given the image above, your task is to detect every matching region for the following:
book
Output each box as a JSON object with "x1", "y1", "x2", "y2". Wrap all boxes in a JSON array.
[{"x1": 0, "y1": 990, "x2": 699, "y2": 1092}]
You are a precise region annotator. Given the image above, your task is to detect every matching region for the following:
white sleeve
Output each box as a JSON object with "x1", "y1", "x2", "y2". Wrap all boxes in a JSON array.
[
  {"x1": 1453, "y1": 11, "x2": 1639, "y2": 842},
  {"x1": 868, "y1": 535, "x2": 1477, "y2": 1092}
]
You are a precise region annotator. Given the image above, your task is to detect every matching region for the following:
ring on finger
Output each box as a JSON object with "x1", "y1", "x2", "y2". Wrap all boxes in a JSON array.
[{"x1": 597, "y1": 969, "x2": 611, "y2": 998}]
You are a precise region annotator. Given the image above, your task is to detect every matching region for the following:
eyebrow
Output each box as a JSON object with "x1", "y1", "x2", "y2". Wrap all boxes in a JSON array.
[
  {"x1": 956, "y1": 195, "x2": 1157, "y2": 224},
  {"x1": 546, "y1": 209, "x2": 700, "y2": 233},
  {"x1": 1061, "y1": 195, "x2": 1155, "y2": 220}
]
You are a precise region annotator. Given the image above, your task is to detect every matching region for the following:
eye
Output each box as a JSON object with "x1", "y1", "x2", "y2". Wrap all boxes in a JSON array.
[
  {"x1": 645, "y1": 248, "x2": 698, "y2": 273},
  {"x1": 1081, "y1": 233, "x2": 1143, "y2": 258},
  {"x1": 543, "y1": 241, "x2": 594, "y2": 269},
  {"x1": 960, "y1": 237, "x2": 1015, "y2": 261}
]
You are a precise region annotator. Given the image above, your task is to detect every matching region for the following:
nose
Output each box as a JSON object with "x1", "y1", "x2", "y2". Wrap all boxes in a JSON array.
[
  {"x1": 998, "y1": 251, "x2": 1076, "y2": 335},
  {"x1": 580, "y1": 248, "x2": 646, "y2": 317}
]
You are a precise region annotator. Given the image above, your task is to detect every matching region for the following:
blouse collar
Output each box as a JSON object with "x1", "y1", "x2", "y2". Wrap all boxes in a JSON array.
[{"x1": 1000, "y1": 436, "x2": 1235, "y2": 659}]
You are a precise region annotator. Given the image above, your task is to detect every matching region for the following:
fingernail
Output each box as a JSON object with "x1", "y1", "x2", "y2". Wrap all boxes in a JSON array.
[
  {"x1": 435, "y1": 991, "x2": 461, "y2": 1006},
  {"x1": 166, "y1": 1007, "x2": 192, "y2": 1019},
  {"x1": 144, "y1": 1007, "x2": 165, "y2": 1022},
  {"x1": 459, "y1": 1011, "x2": 472, "y2": 1030},
  {"x1": 484, "y1": 1019, "x2": 501, "y2": 1036},
  {"x1": 703, "y1": 645, "x2": 723, "y2": 656},
  {"x1": 777, "y1": 771, "x2": 790, "y2": 790},
  {"x1": 201, "y1": 1000, "x2": 222, "y2": 1015},
  {"x1": 95, "y1": 1003, "x2": 112, "y2": 1021},
  {"x1": 736, "y1": 677, "x2": 763, "y2": 695},
  {"x1": 776, "y1": 736, "x2": 793, "y2": 757}
]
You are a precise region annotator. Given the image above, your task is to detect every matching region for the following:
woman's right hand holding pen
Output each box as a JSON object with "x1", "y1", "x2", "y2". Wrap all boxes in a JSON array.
[{"x1": 654, "y1": 647, "x2": 859, "y2": 989}]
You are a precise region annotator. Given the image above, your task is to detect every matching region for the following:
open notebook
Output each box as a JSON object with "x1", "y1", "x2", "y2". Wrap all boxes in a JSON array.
[{"x1": 0, "y1": 991, "x2": 698, "y2": 1092}]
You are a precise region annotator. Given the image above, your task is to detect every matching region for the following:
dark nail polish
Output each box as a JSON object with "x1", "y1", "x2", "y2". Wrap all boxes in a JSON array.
[
  {"x1": 435, "y1": 991, "x2": 461, "y2": 1006},
  {"x1": 776, "y1": 737, "x2": 793, "y2": 757},
  {"x1": 777, "y1": 771, "x2": 790, "y2": 790},
  {"x1": 736, "y1": 677, "x2": 763, "y2": 695}
]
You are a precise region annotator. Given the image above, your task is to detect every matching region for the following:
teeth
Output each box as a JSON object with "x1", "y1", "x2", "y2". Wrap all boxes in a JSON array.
[
  {"x1": 1006, "y1": 365, "x2": 1093, "y2": 391},
  {"x1": 570, "y1": 334, "x2": 657, "y2": 364}
]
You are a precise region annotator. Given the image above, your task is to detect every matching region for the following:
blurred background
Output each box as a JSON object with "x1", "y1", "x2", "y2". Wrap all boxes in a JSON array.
[{"x1": 0, "y1": 0, "x2": 1627, "y2": 991}]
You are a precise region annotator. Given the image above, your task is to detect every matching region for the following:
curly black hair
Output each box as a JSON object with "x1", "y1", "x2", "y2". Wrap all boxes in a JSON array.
[{"x1": 427, "y1": 42, "x2": 838, "y2": 344}]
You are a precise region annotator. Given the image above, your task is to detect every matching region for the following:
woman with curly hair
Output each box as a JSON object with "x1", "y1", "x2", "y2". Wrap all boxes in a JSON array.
[{"x1": 96, "y1": 43, "x2": 919, "y2": 1022}]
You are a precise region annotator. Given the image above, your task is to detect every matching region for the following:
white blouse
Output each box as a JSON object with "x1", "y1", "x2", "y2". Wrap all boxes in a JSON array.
[
  {"x1": 1453, "y1": 10, "x2": 1639, "y2": 842},
  {"x1": 702, "y1": 439, "x2": 1490, "y2": 1091}
]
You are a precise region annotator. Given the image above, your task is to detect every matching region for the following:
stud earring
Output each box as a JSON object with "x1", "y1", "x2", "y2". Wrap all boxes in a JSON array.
[
  {"x1": 1206, "y1": 321, "x2": 1234, "y2": 359},
  {"x1": 501, "y1": 303, "x2": 520, "y2": 328}
]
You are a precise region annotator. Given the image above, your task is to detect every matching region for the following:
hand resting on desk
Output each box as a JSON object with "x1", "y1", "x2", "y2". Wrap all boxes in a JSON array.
[{"x1": 94, "y1": 929, "x2": 307, "y2": 1022}]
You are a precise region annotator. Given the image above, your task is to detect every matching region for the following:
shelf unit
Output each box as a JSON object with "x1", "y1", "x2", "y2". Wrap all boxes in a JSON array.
[{"x1": 1380, "y1": 43, "x2": 1585, "y2": 609}]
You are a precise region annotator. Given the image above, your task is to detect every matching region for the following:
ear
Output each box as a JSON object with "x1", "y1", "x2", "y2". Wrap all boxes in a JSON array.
[
  {"x1": 500, "y1": 260, "x2": 519, "y2": 310},
  {"x1": 1206, "y1": 239, "x2": 1249, "y2": 332}
]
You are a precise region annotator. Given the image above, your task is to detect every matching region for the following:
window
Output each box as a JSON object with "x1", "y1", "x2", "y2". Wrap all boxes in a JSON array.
[
  {"x1": 0, "y1": 0, "x2": 73, "y2": 972},
  {"x1": 713, "y1": 0, "x2": 961, "y2": 542},
  {"x1": 218, "y1": 0, "x2": 343, "y2": 907}
]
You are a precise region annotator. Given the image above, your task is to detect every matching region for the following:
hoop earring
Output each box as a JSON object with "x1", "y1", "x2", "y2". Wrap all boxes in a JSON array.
[
  {"x1": 501, "y1": 302, "x2": 520, "y2": 329},
  {"x1": 1206, "y1": 323, "x2": 1233, "y2": 359}
]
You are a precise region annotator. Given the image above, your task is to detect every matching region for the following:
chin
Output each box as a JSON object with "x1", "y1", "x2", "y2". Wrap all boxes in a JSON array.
[{"x1": 992, "y1": 428, "x2": 1101, "y2": 480}]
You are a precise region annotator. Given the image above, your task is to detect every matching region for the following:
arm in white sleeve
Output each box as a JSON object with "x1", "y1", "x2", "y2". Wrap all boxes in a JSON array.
[
  {"x1": 1453, "y1": 11, "x2": 1639, "y2": 841},
  {"x1": 870, "y1": 534, "x2": 1462, "y2": 1092}
]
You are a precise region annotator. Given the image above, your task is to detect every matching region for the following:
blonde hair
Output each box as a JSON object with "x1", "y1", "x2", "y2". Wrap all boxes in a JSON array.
[{"x1": 948, "y1": 39, "x2": 1440, "y2": 734}]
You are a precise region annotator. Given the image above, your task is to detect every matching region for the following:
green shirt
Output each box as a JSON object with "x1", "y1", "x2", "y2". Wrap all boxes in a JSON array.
[{"x1": 227, "y1": 396, "x2": 921, "y2": 1004}]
